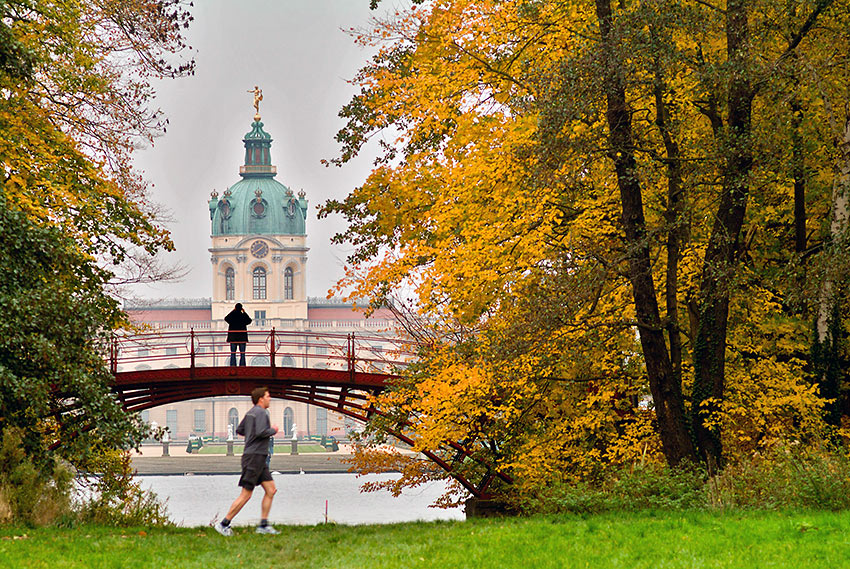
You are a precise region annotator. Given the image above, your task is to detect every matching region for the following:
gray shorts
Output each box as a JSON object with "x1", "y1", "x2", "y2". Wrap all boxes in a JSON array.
[{"x1": 238, "y1": 453, "x2": 272, "y2": 491}]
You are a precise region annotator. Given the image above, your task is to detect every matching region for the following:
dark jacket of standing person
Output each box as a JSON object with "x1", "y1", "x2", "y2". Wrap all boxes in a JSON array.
[
  {"x1": 237, "y1": 404, "x2": 276, "y2": 455},
  {"x1": 225, "y1": 303, "x2": 252, "y2": 343}
]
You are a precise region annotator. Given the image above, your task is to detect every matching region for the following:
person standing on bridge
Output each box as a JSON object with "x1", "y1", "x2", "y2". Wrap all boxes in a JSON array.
[
  {"x1": 215, "y1": 386, "x2": 280, "y2": 536},
  {"x1": 225, "y1": 303, "x2": 251, "y2": 366}
]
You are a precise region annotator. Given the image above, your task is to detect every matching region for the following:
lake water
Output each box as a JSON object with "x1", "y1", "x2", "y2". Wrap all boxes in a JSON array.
[{"x1": 137, "y1": 472, "x2": 465, "y2": 527}]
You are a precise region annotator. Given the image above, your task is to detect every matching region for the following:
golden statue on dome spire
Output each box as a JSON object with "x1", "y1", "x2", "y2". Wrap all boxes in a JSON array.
[{"x1": 248, "y1": 85, "x2": 263, "y2": 121}]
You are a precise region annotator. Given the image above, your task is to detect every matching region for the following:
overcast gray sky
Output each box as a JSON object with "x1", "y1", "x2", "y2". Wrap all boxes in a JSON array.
[{"x1": 131, "y1": 0, "x2": 389, "y2": 301}]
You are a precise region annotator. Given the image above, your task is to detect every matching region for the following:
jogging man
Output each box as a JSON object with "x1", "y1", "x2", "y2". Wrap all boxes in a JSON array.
[{"x1": 215, "y1": 386, "x2": 279, "y2": 535}]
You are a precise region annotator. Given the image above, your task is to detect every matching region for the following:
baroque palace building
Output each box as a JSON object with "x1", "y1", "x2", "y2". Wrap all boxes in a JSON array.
[{"x1": 124, "y1": 103, "x2": 398, "y2": 442}]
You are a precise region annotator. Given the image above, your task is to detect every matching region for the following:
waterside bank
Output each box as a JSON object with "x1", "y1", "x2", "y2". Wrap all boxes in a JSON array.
[
  {"x1": 131, "y1": 453, "x2": 357, "y2": 475},
  {"x1": 129, "y1": 443, "x2": 405, "y2": 475}
]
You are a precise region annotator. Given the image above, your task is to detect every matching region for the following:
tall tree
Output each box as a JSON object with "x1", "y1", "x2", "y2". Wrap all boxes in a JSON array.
[
  {"x1": 0, "y1": 0, "x2": 193, "y2": 468},
  {"x1": 1, "y1": 0, "x2": 194, "y2": 263},
  {"x1": 324, "y1": 0, "x2": 840, "y2": 499}
]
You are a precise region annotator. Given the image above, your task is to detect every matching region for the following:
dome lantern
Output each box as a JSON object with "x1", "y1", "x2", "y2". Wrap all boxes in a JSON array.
[
  {"x1": 239, "y1": 119, "x2": 276, "y2": 178},
  {"x1": 209, "y1": 112, "x2": 308, "y2": 237}
]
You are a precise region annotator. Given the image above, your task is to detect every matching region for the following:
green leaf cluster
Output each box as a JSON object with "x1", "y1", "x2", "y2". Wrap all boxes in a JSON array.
[{"x1": 0, "y1": 202, "x2": 147, "y2": 471}]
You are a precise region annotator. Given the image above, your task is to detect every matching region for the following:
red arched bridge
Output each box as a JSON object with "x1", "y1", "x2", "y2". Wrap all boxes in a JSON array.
[{"x1": 110, "y1": 328, "x2": 510, "y2": 499}]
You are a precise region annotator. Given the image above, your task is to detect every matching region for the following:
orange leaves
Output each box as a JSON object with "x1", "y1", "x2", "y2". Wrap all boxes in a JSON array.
[{"x1": 410, "y1": 361, "x2": 504, "y2": 449}]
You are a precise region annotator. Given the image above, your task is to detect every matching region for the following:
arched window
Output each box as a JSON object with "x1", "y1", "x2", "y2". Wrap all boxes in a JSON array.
[
  {"x1": 284, "y1": 266, "x2": 294, "y2": 300},
  {"x1": 280, "y1": 355, "x2": 294, "y2": 367},
  {"x1": 250, "y1": 355, "x2": 270, "y2": 366},
  {"x1": 225, "y1": 267, "x2": 235, "y2": 300},
  {"x1": 219, "y1": 200, "x2": 231, "y2": 233},
  {"x1": 283, "y1": 407, "x2": 294, "y2": 438},
  {"x1": 252, "y1": 266, "x2": 266, "y2": 299},
  {"x1": 228, "y1": 408, "x2": 239, "y2": 433}
]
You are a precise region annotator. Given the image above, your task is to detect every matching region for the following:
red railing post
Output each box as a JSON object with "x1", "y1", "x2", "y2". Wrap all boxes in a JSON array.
[
  {"x1": 271, "y1": 326, "x2": 275, "y2": 368},
  {"x1": 348, "y1": 333, "x2": 355, "y2": 381},
  {"x1": 110, "y1": 335, "x2": 117, "y2": 374},
  {"x1": 190, "y1": 328, "x2": 195, "y2": 370}
]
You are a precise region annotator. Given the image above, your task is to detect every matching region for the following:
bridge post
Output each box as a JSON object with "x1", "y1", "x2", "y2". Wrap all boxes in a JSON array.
[
  {"x1": 110, "y1": 335, "x2": 118, "y2": 374},
  {"x1": 348, "y1": 333, "x2": 355, "y2": 382},
  {"x1": 190, "y1": 328, "x2": 195, "y2": 375},
  {"x1": 270, "y1": 328, "x2": 276, "y2": 375},
  {"x1": 464, "y1": 497, "x2": 514, "y2": 518}
]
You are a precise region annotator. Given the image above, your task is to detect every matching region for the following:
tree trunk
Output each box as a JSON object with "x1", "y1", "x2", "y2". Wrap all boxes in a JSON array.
[
  {"x1": 595, "y1": 0, "x2": 696, "y2": 466},
  {"x1": 791, "y1": 93, "x2": 807, "y2": 256},
  {"x1": 789, "y1": 75, "x2": 809, "y2": 315},
  {"x1": 815, "y1": 116, "x2": 850, "y2": 425},
  {"x1": 692, "y1": 0, "x2": 753, "y2": 469},
  {"x1": 653, "y1": 61, "x2": 688, "y2": 389}
]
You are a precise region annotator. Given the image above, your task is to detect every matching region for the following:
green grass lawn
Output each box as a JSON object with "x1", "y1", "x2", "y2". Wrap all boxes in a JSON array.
[
  {"x1": 196, "y1": 443, "x2": 328, "y2": 454},
  {"x1": 2, "y1": 510, "x2": 849, "y2": 568}
]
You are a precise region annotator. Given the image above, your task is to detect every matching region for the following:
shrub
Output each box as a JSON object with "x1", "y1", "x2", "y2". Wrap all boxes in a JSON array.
[
  {"x1": 0, "y1": 428, "x2": 170, "y2": 527},
  {"x1": 516, "y1": 462, "x2": 708, "y2": 514},
  {"x1": 0, "y1": 428, "x2": 74, "y2": 526},
  {"x1": 515, "y1": 442, "x2": 850, "y2": 514},
  {"x1": 607, "y1": 462, "x2": 707, "y2": 510},
  {"x1": 706, "y1": 442, "x2": 850, "y2": 510},
  {"x1": 75, "y1": 448, "x2": 171, "y2": 527}
]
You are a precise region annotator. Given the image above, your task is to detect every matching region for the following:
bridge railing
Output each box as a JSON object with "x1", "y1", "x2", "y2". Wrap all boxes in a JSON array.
[{"x1": 109, "y1": 328, "x2": 419, "y2": 375}]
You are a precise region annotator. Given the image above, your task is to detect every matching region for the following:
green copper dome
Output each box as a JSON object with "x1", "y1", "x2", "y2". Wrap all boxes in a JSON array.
[{"x1": 208, "y1": 119, "x2": 308, "y2": 236}]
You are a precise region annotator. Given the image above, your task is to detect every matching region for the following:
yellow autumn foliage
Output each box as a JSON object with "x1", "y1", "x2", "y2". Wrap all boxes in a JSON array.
[
  {"x1": 1, "y1": 0, "x2": 193, "y2": 262},
  {"x1": 327, "y1": 0, "x2": 848, "y2": 505}
]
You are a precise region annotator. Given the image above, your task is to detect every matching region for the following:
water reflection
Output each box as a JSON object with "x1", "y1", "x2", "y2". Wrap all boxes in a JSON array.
[{"x1": 138, "y1": 472, "x2": 464, "y2": 527}]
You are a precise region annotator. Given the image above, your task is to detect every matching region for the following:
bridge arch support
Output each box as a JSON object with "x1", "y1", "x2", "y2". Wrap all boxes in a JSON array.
[{"x1": 113, "y1": 365, "x2": 510, "y2": 498}]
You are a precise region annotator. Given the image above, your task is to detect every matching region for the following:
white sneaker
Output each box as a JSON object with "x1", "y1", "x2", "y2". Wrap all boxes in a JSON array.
[
  {"x1": 214, "y1": 521, "x2": 233, "y2": 537},
  {"x1": 255, "y1": 525, "x2": 279, "y2": 534}
]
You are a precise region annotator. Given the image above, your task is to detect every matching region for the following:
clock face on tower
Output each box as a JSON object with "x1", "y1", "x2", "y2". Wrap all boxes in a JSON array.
[{"x1": 250, "y1": 240, "x2": 269, "y2": 258}]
